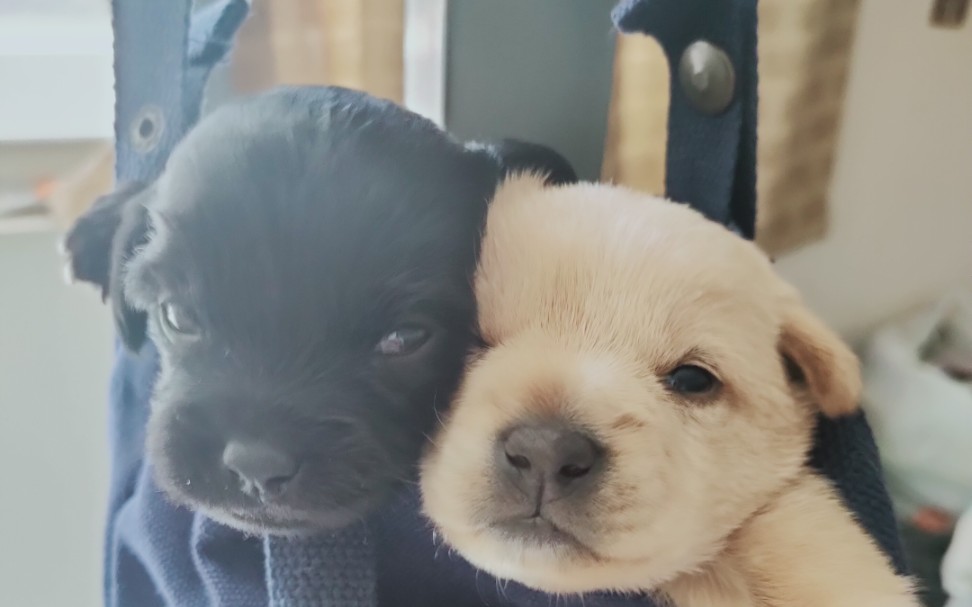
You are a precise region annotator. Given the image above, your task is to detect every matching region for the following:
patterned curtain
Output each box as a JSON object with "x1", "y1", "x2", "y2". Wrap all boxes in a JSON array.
[{"x1": 231, "y1": 0, "x2": 405, "y2": 103}]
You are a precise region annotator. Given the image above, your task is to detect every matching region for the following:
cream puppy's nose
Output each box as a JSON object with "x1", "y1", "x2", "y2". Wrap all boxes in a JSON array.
[{"x1": 497, "y1": 423, "x2": 603, "y2": 503}]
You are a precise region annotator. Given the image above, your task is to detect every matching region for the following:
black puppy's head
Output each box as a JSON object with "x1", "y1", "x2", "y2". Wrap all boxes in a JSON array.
[{"x1": 64, "y1": 86, "x2": 576, "y2": 534}]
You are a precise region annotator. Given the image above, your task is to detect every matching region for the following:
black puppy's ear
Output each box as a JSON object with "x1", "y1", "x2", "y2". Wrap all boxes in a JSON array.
[
  {"x1": 62, "y1": 181, "x2": 154, "y2": 351},
  {"x1": 467, "y1": 138, "x2": 578, "y2": 186},
  {"x1": 62, "y1": 181, "x2": 145, "y2": 297}
]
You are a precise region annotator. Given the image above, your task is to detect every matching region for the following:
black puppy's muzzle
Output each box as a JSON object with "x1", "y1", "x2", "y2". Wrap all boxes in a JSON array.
[{"x1": 149, "y1": 393, "x2": 395, "y2": 527}]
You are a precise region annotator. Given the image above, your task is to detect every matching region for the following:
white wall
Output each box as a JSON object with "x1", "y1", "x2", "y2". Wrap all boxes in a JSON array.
[
  {"x1": 776, "y1": 0, "x2": 972, "y2": 341},
  {"x1": 0, "y1": 5, "x2": 113, "y2": 605},
  {"x1": 0, "y1": 232, "x2": 112, "y2": 607},
  {"x1": 0, "y1": 2, "x2": 113, "y2": 142}
]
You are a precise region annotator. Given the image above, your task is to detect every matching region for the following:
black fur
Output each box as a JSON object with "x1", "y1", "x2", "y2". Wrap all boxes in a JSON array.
[
  {"x1": 478, "y1": 138, "x2": 577, "y2": 186},
  {"x1": 63, "y1": 86, "x2": 576, "y2": 534}
]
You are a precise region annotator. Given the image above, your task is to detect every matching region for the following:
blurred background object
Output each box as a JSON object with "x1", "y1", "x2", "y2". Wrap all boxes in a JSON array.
[
  {"x1": 943, "y1": 503, "x2": 972, "y2": 607},
  {"x1": 861, "y1": 289, "x2": 972, "y2": 606}
]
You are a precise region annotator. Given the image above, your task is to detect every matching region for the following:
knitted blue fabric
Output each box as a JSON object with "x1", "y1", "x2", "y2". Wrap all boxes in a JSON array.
[
  {"x1": 265, "y1": 528, "x2": 375, "y2": 607},
  {"x1": 104, "y1": 1, "x2": 906, "y2": 605}
]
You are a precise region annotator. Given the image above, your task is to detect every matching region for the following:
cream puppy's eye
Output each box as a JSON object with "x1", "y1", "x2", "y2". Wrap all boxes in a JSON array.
[{"x1": 665, "y1": 364, "x2": 720, "y2": 397}]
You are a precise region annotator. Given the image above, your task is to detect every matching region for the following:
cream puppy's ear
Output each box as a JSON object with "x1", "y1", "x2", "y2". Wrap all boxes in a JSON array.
[{"x1": 778, "y1": 293, "x2": 862, "y2": 418}]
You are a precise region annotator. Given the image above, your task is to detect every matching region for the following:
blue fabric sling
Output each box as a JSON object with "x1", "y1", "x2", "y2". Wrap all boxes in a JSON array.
[{"x1": 104, "y1": 1, "x2": 906, "y2": 605}]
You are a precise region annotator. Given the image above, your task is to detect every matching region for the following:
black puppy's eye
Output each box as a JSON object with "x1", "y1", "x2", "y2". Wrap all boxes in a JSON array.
[
  {"x1": 665, "y1": 365, "x2": 720, "y2": 397},
  {"x1": 159, "y1": 301, "x2": 199, "y2": 336},
  {"x1": 375, "y1": 326, "x2": 431, "y2": 356}
]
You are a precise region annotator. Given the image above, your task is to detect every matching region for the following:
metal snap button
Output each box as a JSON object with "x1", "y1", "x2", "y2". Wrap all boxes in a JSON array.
[
  {"x1": 678, "y1": 40, "x2": 735, "y2": 115},
  {"x1": 130, "y1": 105, "x2": 165, "y2": 154}
]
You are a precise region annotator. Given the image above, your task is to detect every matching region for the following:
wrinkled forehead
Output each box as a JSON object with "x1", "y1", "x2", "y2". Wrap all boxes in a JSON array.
[
  {"x1": 607, "y1": 269, "x2": 776, "y2": 358},
  {"x1": 632, "y1": 273, "x2": 781, "y2": 368}
]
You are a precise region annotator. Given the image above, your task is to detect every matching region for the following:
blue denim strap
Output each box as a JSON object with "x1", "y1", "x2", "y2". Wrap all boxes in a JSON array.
[
  {"x1": 113, "y1": 0, "x2": 248, "y2": 182},
  {"x1": 613, "y1": 0, "x2": 757, "y2": 237}
]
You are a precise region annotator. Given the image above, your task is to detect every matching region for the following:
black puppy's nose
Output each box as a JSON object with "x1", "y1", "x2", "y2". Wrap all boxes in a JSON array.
[
  {"x1": 222, "y1": 441, "x2": 299, "y2": 500},
  {"x1": 499, "y1": 423, "x2": 603, "y2": 502}
]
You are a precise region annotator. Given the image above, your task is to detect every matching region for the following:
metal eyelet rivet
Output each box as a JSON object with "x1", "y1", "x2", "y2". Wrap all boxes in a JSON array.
[
  {"x1": 130, "y1": 105, "x2": 165, "y2": 154},
  {"x1": 678, "y1": 40, "x2": 736, "y2": 115}
]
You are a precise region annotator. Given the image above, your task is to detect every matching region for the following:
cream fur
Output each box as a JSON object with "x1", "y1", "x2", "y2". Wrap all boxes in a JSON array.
[{"x1": 420, "y1": 175, "x2": 916, "y2": 606}]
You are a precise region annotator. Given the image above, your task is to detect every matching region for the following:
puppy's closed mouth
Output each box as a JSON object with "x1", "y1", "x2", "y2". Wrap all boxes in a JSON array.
[
  {"x1": 223, "y1": 505, "x2": 359, "y2": 536},
  {"x1": 492, "y1": 515, "x2": 592, "y2": 554},
  {"x1": 227, "y1": 509, "x2": 310, "y2": 533}
]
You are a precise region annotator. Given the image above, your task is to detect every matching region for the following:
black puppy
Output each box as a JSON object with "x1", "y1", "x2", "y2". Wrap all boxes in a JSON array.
[{"x1": 64, "y1": 86, "x2": 575, "y2": 534}]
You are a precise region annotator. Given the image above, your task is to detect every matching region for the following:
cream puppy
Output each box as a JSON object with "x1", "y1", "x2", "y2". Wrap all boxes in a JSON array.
[{"x1": 420, "y1": 175, "x2": 916, "y2": 607}]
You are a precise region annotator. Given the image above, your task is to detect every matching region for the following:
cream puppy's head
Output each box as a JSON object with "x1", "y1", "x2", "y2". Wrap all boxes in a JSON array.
[{"x1": 420, "y1": 175, "x2": 861, "y2": 594}]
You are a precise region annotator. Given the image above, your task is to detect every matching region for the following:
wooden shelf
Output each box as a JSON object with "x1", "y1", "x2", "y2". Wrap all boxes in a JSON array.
[{"x1": 0, "y1": 210, "x2": 55, "y2": 236}]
